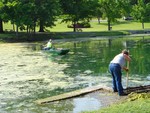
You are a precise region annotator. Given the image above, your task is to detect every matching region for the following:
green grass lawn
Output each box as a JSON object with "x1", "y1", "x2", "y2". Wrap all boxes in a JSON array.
[
  {"x1": 3, "y1": 19, "x2": 150, "y2": 32},
  {"x1": 44, "y1": 19, "x2": 150, "y2": 32},
  {"x1": 48, "y1": 19, "x2": 150, "y2": 32},
  {"x1": 1, "y1": 19, "x2": 150, "y2": 42}
]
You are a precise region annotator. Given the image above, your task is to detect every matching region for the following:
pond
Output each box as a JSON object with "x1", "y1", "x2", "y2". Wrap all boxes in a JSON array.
[
  {"x1": 0, "y1": 35, "x2": 150, "y2": 113},
  {"x1": 42, "y1": 36, "x2": 150, "y2": 87}
]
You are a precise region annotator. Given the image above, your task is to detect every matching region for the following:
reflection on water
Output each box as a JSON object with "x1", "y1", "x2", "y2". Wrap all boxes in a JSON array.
[
  {"x1": 73, "y1": 97, "x2": 102, "y2": 113},
  {"x1": 43, "y1": 36, "x2": 150, "y2": 84},
  {"x1": 1, "y1": 36, "x2": 150, "y2": 113}
]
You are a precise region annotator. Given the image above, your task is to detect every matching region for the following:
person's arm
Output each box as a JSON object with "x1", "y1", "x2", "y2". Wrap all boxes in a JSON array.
[
  {"x1": 123, "y1": 54, "x2": 131, "y2": 71},
  {"x1": 122, "y1": 66, "x2": 129, "y2": 72},
  {"x1": 123, "y1": 54, "x2": 131, "y2": 62}
]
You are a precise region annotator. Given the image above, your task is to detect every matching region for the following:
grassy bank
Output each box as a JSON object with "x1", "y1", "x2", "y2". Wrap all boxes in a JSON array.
[
  {"x1": 0, "y1": 30, "x2": 130, "y2": 42},
  {"x1": 83, "y1": 93, "x2": 150, "y2": 113}
]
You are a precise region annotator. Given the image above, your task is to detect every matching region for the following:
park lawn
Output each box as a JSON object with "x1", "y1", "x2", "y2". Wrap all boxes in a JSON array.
[
  {"x1": 1, "y1": 19, "x2": 150, "y2": 42},
  {"x1": 48, "y1": 19, "x2": 108, "y2": 32},
  {"x1": 3, "y1": 19, "x2": 150, "y2": 32},
  {"x1": 48, "y1": 19, "x2": 150, "y2": 32},
  {"x1": 112, "y1": 21, "x2": 150, "y2": 30}
]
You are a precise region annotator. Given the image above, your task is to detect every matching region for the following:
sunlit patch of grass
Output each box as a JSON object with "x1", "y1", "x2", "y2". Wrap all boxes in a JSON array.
[
  {"x1": 3, "y1": 19, "x2": 150, "y2": 32},
  {"x1": 1, "y1": 19, "x2": 150, "y2": 42},
  {"x1": 112, "y1": 21, "x2": 150, "y2": 30}
]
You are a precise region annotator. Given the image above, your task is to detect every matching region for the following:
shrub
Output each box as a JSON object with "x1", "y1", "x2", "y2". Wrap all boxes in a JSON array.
[{"x1": 67, "y1": 22, "x2": 91, "y2": 28}]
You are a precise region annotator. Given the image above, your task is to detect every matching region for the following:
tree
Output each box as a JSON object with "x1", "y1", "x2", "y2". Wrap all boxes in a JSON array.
[
  {"x1": 92, "y1": 1, "x2": 103, "y2": 24},
  {"x1": 2, "y1": 1, "x2": 24, "y2": 34},
  {"x1": 98, "y1": 0, "x2": 132, "y2": 31},
  {"x1": 0, "y1": 1, "x2": 4, "y2": 33},
  {"x1": 118, "y1": 0, "x2": 132, "y2": 17},
  {"x1": 99, "y1": 0, "x2": 122, "y2": 31},
  {"x1": 1, "y1": 0, "x2": 61, "y2": 33},
  {"x1": 0, "y1": 19, "x2": 3, "y2": 33},
  {"x1": 60, "y1": 0, "x2": 99, "y2": 32},
  {"x1": 33, "y1": 0, "x2": 61, "y2": 32},
  {"x1": 131, "y1": 0, "x2": 150, "y2": 29}
]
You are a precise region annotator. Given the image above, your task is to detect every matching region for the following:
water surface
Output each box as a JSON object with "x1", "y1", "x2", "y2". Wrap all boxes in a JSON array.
[{"x1": 0, "y1": 36, "x2": 150, "y2": 113}]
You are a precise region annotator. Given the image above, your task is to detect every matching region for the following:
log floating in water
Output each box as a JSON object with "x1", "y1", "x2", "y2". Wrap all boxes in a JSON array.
[{"x1": 35, "y1": 85, "x2": 112, "y2": 104}]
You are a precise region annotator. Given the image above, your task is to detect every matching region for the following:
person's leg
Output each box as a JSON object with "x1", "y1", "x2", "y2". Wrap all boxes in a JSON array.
[
  {"x1": 113, "y1": 65, "x2": 123, "y2": 95},
  {"x1": 109, "y1": 64, "x2": 117, "y2": 92},
  {"x1": 112, "y1": 74, "x2": 118, "y2": 92}
]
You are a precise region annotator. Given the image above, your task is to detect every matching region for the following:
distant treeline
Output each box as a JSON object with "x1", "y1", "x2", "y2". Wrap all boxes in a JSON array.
[{"x1": 0, "y1": 0, "x2": 150, "y2": 33}]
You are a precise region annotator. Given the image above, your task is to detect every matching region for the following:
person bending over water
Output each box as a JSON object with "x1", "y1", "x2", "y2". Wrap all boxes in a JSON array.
[{"x1": 109, "y1": 49, "x2": 131, "y2": 96}]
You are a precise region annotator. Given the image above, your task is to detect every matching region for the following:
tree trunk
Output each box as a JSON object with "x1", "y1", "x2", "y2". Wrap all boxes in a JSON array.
[
  {"x1": 13, "y1": 24, "x2": 15, "y2": 31},
  {"x1": 97, "y1": 17, "x2": 100, "y2": 24},
  {"x1": 27, "y1": 25, "x2": 29, "y2": 33},
  {"x1": 0, "y1": 19, "x2": 4, "y2": 33},
  {"x1": 108, "y1": 19, "x2": 111, "y2": 31},
  {"x1": 39, "y1": 20, "x2": 44, "y2": 32},
  {"x1": 33, "y1": 21, "x2": 36, "y2": 34},
  {"x1": 73, "y1": 21, "x2": 76, "y2": 32},
  {"x1": 142, "y1": 22, "x2": 144, "y2": 29},
  {"x1": 16, "y1": 25, "x2": 19, "y2": 38}
]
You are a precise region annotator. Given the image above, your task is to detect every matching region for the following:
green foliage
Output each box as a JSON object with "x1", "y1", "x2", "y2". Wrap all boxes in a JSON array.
[
  {"x1": 0, "y1": 0, "x2": 61, "y2": 32},
  {"x1": 118, "y1": 0, "x2": 132, "y2": 17},
  {"x1": 131, "y1": 0, "x2": 150, "y2": 29},
  {"x1": 0, "y1": 0, "x2": 150, "y2": 33},
  {"x1": 59, "y1": 0, "x2": 99, "y2": 32},
  {"x1": 67, "y1": 21, "x2": 91, "y2": 28},
  {"x1": 99, "y1": 0, "x2": 122, "y2": 20},
  {"x1": 34, "y1": 0, "x2": 61, "y2": 31},
  {"x1": 98, "y1": 0, "x2": 131, "y2": 30},
  {"x1": 0, "y1": 2, "x2": 4, "y2": 14}
]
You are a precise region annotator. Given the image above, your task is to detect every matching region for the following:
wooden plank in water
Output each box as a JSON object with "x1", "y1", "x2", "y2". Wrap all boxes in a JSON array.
[{"x1": 35, "y1": 85, "x2": 112, "y2": 104}]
